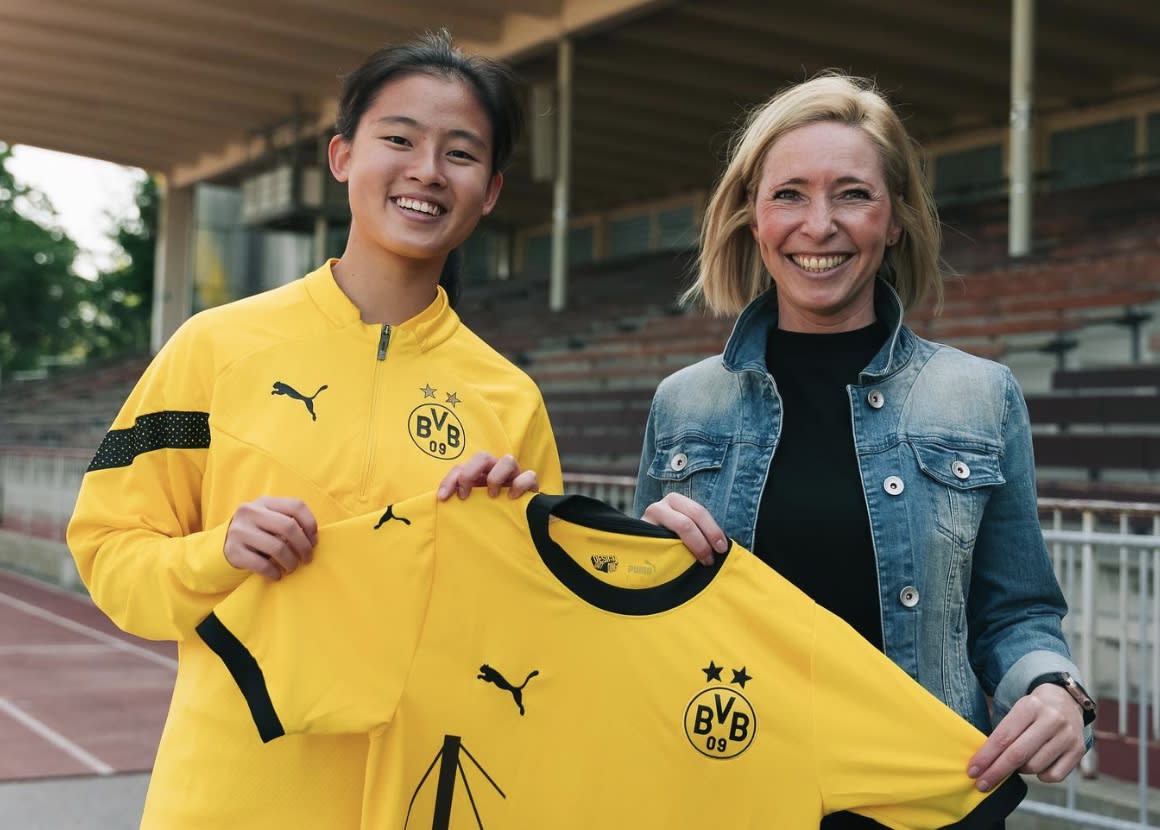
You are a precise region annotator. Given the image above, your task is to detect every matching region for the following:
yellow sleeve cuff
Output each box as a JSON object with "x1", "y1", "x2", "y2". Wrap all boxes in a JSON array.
[{"x1": 177, "y1": 522, "x2": 249, "y2": 595}]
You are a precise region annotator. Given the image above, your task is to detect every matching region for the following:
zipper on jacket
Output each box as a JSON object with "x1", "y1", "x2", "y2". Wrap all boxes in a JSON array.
[
  {"x1": 361, "y1": 324, "x2": 391, "y2": 500},
  {"x1": 377, "y1": 324, "x2": 391, "y2": 360}
]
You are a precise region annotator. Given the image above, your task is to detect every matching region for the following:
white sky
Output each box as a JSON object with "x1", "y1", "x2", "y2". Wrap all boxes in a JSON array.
[{"x1": 7, "y1": 145, "x2": 146, "y2": 279}]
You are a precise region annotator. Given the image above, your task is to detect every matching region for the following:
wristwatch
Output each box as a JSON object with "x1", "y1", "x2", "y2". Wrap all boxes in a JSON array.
[{"x1": 1028, "y1": 672, "x2": 1097, "y2": 726}]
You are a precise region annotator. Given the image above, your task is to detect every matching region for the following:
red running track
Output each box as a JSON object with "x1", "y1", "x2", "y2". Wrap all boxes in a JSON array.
[{"x1": 0, "y1": 569, "x2": 175, "y2": 781}]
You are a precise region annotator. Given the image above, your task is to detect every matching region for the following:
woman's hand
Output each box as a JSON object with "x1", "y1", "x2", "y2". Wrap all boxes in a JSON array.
[
  {"x1": 223, "y1": 497, "x2": 319, "y2": 581},
  {"x1": 967, "y1": 684, "x2": 1087, "y2": 791},
  {"x1": 437, "y1": 452, "x2": 539, "y2": 500},
  {"x1": 640, "y1": 492, "x2": 729, "y2": 566}
]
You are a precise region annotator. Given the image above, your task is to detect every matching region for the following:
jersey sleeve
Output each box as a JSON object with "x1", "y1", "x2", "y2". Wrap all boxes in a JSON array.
[
  {"x1": 66, "y1": 316, "x2": 245, "y2": 641},
  {"x1": 811, "y1": 606, "x2": 1027, "y2": 829},
  {"x1": 523, "y1": 398, "x2": 563, "y2": 494},
  {"x1": 196, "y1": 493, "x2": 438, "y2": 741}
]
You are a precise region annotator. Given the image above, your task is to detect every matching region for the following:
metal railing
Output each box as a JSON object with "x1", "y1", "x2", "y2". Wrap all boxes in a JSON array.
[{"x1": 4, "y1": 456, "x2": 1160, "y2": 825}]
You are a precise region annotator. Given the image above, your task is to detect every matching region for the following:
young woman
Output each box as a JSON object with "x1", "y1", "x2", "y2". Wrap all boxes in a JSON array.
[
  {"x1": 635, "y1": 74, "x2": 1090, "y2": 829},
  {"x1": 68, "y1": 31, "x2": 561, "y2": 829}
]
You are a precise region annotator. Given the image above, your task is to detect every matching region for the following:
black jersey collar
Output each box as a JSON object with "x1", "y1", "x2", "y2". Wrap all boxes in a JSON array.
[{"x1": 526, "y1": 494, "x2": 729, "y2": 615}]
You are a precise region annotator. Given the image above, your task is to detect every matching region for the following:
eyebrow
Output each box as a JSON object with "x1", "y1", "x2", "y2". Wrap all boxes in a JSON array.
[
  {"x1": 774, "y1": 176, "x2": 874, "y2": 187},
  {"x1": 372, "y1": 116, "x2": 488, "y2": 151}
]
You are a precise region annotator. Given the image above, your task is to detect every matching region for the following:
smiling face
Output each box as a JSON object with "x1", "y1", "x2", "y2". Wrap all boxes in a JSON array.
[
  {"x1": 329, "y1": 72, "x2": 502, "y2": 280},
  {"x1": 750, "y1": 121, "x2": 900, "y2": 333}
]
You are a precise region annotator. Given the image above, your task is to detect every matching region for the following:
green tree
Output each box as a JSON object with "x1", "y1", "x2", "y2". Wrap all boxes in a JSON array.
[
  {"x1": 0, "y1": 144, "x2": 82, "y2": 377},
  {"x1": 81, "y1": 175, "x2": 157, "y2": 357}
]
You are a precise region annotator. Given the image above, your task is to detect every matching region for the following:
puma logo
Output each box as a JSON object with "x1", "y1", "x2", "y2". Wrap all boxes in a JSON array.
[
  {"x1": 373, "y1": 504, "x2": 411, "y2": 529},
  {"x1": 478, "y1": 664, "x2": 539, "y2": 716},
  {"x1": 271, "y1": 381, "x2": 328, "y2": 421}
]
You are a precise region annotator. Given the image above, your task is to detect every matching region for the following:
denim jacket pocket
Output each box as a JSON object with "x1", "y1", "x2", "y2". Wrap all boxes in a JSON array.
[
  {"x1": 647, "y1": 434, "x2": 728, "y2": 505},
  {"x1": 911, "y1": 442, "x2": 1005, "y2": 548}
]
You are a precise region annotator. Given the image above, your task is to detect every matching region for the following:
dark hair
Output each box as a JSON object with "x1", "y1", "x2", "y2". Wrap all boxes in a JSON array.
[
  {"x1": 335, "y1": 29, "x2": 524, "y2": 174},
  {"x1": 439, "y1": 247, "x2": 463, "y2": 307}
]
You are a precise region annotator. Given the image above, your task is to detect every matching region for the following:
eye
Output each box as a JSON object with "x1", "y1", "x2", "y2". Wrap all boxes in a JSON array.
[
  {"x1": 771, "y1": 189, "x2": 800, "y2": 201},
  {"x1": 841, "y1": 188, "x2": 872, "y2": 200},
  {"x1": 381, "y1": 135, "x2": 411, "y2": 147},
  {"x1": 447, "y1": 149, "x2": 479, "y2": 162}
]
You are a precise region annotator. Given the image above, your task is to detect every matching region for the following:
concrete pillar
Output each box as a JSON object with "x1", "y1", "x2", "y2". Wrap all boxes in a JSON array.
[
  {"x1": 1008, "y1": 0, "x2": 1035, "y2": 257},
  {"x1": 150, "y1": 183, "x2": 194, "y2": 352},
  {"x1": 549, "y1": 37, "x2": 573, "y2": 312}
]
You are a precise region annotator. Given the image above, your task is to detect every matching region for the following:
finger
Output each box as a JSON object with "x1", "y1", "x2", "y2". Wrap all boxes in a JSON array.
[
  {"x1": 255, "y1": 497, "x2": 319, "y2": 549},
  {"x1": 227, "y1": 547, "x2": 282, "y2": 581},
  {"x1": 437, "y1": 465, "x2": 465, "y2": 500},
  {"x1": 485, "y1": 455, "x2": 520, "y2": 497},
  {"x1": 1037, "y1": 740, "x2": 1085, "y2": 783},
  {"x1": 508, "y1": 469, "x2": 540, "y2": 498},
  {"x1": 642, "y1": 501, "x2": 716, "y2": 565},
  {"x1": 256, "y1": 510, "x2": 315, "y2": 567},
  {"x1": 969, "y1": 704, "x2": 1034, "y2": 783},
  {"x1": 457, "y1": 452, "x2": 498, "y2": 498},
  {"x1": 243, "y1": 530, "x2": 301, "y2": 576},
  {"x1": 662, "y1": 493, "x2": 729, "y2": 555},
  {"x1": 972, "y1": 710, "x2": 1059, "y2": 791}
]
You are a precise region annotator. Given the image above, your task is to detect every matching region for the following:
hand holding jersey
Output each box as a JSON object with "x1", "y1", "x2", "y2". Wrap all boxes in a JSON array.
[
  {"x1": 199, "y1": 491, "x2": 1026, "y2": 829},
  {"x1": 221, "y1": 454, "x2": 538, "y2": 582}
]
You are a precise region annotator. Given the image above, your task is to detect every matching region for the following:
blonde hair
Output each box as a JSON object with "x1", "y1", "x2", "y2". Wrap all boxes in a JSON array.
[{"x1": 688, "y1": 72, "x2": 943, "y2": 316}]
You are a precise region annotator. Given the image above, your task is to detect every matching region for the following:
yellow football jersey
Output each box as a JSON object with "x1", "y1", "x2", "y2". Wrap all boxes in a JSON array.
[
  {"x1": 67, "y1": 261, "x2": 561, "y2": 829},
  {"x1": 199, "y1": 492, "x2": 1025, "y2": 829}
]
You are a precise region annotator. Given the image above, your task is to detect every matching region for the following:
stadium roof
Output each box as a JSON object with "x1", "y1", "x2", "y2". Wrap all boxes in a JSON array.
[{"x1": 3, "y1": 0, "x2": 1159, "y2": 225}]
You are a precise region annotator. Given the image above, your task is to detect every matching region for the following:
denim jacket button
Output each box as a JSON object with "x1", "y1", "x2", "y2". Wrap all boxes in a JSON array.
[
  {"x1": 951, "y1": 460, "x2": 971, "y2": 479},
  {"x1": 883, "y1": 475, "x2": 905, "y2": 495},
  {"x1": 867, "y1": 390, "x2": 885, "y2": 409},
  {"x1": 899, "y1": 586, "x2": 920, "y2": 608},
  {"x1": 670, "y1": 452, "x2": 688, "y2": 472}
]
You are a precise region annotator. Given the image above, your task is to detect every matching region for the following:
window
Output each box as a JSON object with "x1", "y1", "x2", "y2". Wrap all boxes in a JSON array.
[
  {"x1": 934, "y1": 145, "x2": 1003, "y2": 205},
  {"x1": 1148, "y1": 113, "x2": 1160, "y2": 175},
  {"x1": 568, "y1": 226, "x2": 595, "y2": 266},
  {"x1": 1050, "y1": 119, "x2": 1135, "y2": 190},
  {"x1": 463, "y1": 229, "x2": 498, "y2": 280},
  {"x1": 607, "y1": 215, "x2": 651, "y2": 259},
  {"x1": 525, "y1": 233, "x2": 551, "y2": 275},
  {"x1": 657, "y1": 206, "x2": 697, "y2": 250}
]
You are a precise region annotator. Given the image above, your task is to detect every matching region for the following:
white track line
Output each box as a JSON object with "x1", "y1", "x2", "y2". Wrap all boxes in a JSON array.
[
  {"x1": 0, "y1": 697, "x2": 114, "y2": 775},
  {"x1": 0, "y1": 569, "x2": 91, "y2": 602},
  {"x1": 0, "y1": 592, "x2": 177, "y2": 671},
  {"x1": 0, "y1": 644, "x2": 112, "y2": 656}
]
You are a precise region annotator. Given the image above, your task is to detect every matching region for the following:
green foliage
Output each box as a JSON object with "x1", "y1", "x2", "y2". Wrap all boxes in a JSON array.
[
  {"x1": 79, "y1": 175, "x2": 157, "y2": 357},
  {"x1": 0, "y1": 145, "x2": 82, "y2": 376}
]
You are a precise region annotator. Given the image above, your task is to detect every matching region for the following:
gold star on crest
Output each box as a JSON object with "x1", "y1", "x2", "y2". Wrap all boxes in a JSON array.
[
  {"x1": 445, "y1": 392, "x2": 461, "y2": 407},
  {"x1": 420, "y1": 384, "x2": 436, "y2": 398}
]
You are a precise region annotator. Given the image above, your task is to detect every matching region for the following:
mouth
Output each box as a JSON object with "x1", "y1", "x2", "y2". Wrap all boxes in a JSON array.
[
  {"x1": 788, "y1": 254, "x2": 853, "y2": 273},
  {"x1": 390, "y1": 196, "x2": 446, "y2": 217}
]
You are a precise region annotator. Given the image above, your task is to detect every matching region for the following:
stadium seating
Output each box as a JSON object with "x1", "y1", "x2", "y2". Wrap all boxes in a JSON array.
[
  {"x1": 0, "y1": 356, "x2": 149, "y2": 449},
  {"x1": 1026, "y1": 365, "x2": 1160, "y2": 501}
]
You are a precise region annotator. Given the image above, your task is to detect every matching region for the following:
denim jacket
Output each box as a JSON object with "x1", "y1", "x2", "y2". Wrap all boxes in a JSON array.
[{"x1": 635, "y1": 280, "x2": 1082, "y2": 734}]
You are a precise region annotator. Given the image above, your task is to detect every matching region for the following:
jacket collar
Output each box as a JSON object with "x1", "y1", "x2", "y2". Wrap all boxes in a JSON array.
[
  {"x1": 721, "y1": 278, "x2": 914, "y2": 381},
  {"x1": 304, "y1": 258, "x2": 460, "y2": 352}
]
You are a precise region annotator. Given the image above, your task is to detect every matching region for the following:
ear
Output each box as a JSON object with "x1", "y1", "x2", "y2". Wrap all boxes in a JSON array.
[
  {"x1": 481, "y1": 171, "x2": 504, "y2": 217},
  {"x1": 328, "y1": 134, "x2": 352, "y2": 183},
  {"x1": 887, "y1": 218, "x2": 902, "y2": 247}
]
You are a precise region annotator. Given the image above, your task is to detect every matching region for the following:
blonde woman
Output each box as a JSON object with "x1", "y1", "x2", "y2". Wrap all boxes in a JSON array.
[{"x1": 636, "y1": 74, "x2": 1090, "y2": 830}]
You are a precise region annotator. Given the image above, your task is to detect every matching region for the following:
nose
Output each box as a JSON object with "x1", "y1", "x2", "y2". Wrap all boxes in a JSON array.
[
  {"x1": 800, "y1": 198, "x2": 836, "y2": 239},
  {"x1": 408, "y1": 145, "x2": 446, "y2": 188}
]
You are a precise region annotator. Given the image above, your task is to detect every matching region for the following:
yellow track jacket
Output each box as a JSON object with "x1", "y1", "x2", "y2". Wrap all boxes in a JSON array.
[{"x1": 67, "y1": 260, "x2": 562, "y2": 829}]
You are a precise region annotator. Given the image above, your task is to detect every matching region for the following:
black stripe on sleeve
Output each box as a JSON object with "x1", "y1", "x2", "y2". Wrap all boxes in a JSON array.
[
  {"x1": 195, "y1": 612, "x2": 285, "y2": 743},
  {"x1": 87, "y1": 411, "x2": 210, "y2": 472},
  {"x1": 940, "y1": 774, "x2": 1027, "y2": 829}
]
